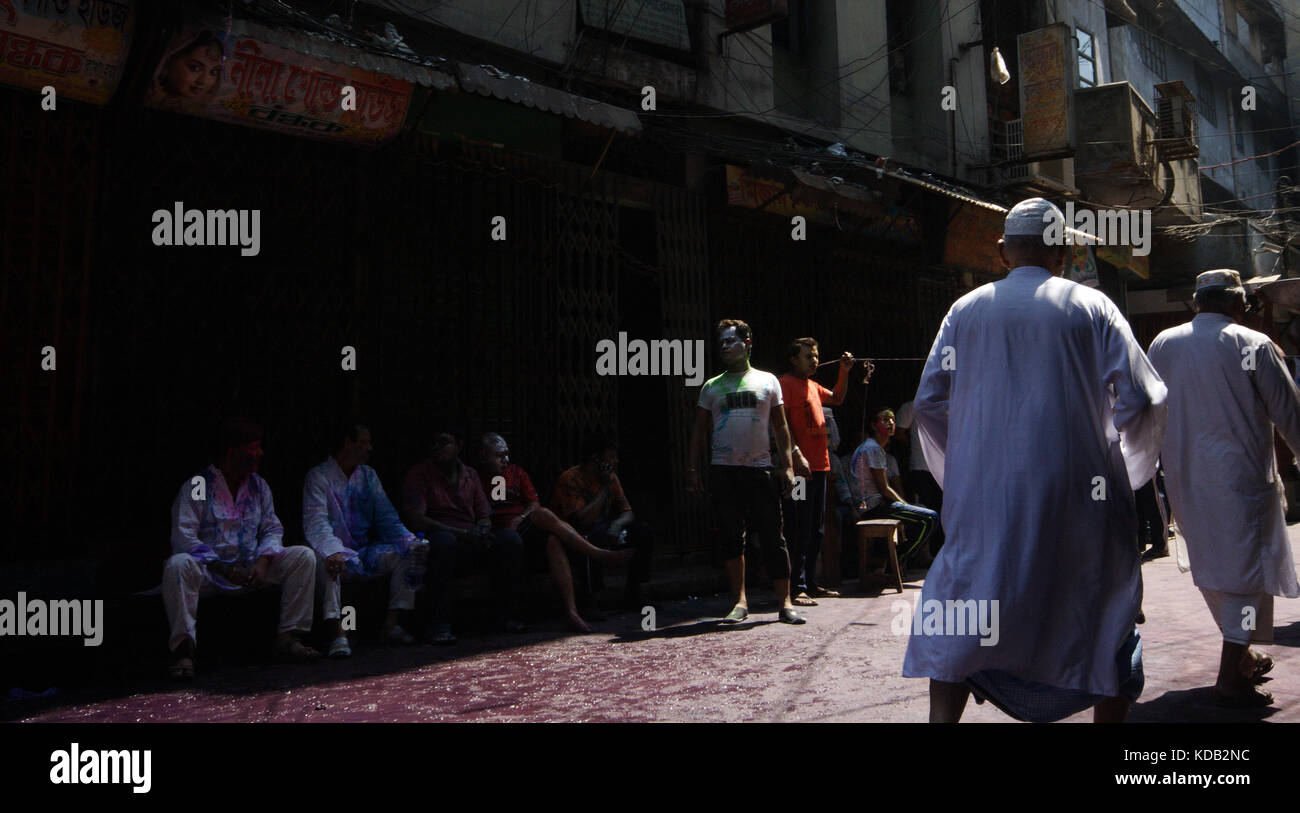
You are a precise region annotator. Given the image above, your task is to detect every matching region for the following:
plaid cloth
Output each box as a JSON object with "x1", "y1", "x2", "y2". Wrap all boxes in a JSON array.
[{"x1": 965, "y1": 627, "x2": 1144, "y2": 723}]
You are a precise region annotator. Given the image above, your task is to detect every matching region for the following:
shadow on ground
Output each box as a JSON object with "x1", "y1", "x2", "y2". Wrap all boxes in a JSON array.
[{"x1": 1128, "y1": 685, "x2": 1281, "y2": 723}]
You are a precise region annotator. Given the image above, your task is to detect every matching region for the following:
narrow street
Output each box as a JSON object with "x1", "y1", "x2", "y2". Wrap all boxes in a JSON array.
[{"x1": 20, "y1": 526, "x2": 1300, "y2": 723}]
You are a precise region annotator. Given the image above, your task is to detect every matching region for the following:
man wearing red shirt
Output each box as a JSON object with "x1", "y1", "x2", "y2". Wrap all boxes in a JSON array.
[
  {"x1": 401, "y1": 427, "x2": 524, "y2": 644},
  {"x1": 553, "y1": 435, "x2": 655, "y2": 612},
  {"x1": 780, "y1": 338, "x2": 853, "y2": 605},
  {"x1": 475, "y1": 432, "x2": 633, "y2": 633}
]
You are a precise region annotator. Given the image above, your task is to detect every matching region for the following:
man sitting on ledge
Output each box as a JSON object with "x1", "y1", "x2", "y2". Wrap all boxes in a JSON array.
[
  {"x1": 304, "y1": 420, "x2": 427, "y2": 659},
  {"x1": 475, "y1": 432, "x2": 634, "y2": 633},
  {"x1": 402, "y1": 426, "x2": 525, "y2": 645},
  {"x1": 552, "y1": 435, "x2": 655, "y2": 615},
  {"x1": 162, "y1": 417, "x2": 319, "y2": 680}
]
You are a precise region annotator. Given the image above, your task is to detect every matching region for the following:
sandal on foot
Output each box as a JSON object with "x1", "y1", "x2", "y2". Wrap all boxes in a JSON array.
[
  {"x1": 381, "y1": 625, "x2": 416, "y2": 646},
  {"x1": 778, "y1": 607, "x2": 807, "y2": 625},
  {"x1": 273, "y1": 639, "x2": 321, "y2": 663},
  {"x1": 721, "y1": 605, "x2": 749, "y2": 624},
  {"x1": 327, "y1": 636, "x2": 352, "y2": 658},
  {"x1": 426, "y1": 626, "x2": 457, "y2": 646},
  {"x1": 168, "y1": 656, "x2": 194, "y2": 681},
  {"x1": 792, "y1": 593, "x2": 818, "y2": 607},
  {"x1": 809, "y1": 586, "x2": 841, "y2": 598},
  {"x1": 1250, "y1": 654, "x2": 1274, "y2": 681},
  {"x1": 1213, "y1": 686, "x2": 1273, "y2": 708}
]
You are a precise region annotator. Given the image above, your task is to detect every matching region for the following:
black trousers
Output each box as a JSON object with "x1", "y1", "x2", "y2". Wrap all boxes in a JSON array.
[{"x1": 782, "y1": 470, "x2": 827, "y2": 594}]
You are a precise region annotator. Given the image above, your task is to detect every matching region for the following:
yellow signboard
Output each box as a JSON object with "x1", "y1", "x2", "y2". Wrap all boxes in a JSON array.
[{"x1": 1018, "y1": 24, "x2": 1073, "y2": 158}]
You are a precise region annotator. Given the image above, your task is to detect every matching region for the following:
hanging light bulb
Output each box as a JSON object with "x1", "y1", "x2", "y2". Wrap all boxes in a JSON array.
[{"x1": 990, "y1": 46, "x2": 1011, "y2": 85}]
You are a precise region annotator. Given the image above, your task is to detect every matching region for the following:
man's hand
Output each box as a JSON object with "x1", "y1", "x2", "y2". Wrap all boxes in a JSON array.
[
  {"x1": 685, "y1": 468, "x2": 701, "y2": 494},
  {"x1": 248, "y1": 556, "x2": 271, "y2": 588},
  {"x1": 325, "y1": 552, "x2": 348, "y2": 578},
  {"x1": 793, "y1": 453, "x2": 811, "y2": 478},
  {"x1": 778, "y1": 466, "x2": 795, "y2": 498},
  {"x1": 838, "y1": 351, "x2": 853, "y2": 372},
  {"x1": 474, "y1": 522, "x2": 494, "y2": 547}
]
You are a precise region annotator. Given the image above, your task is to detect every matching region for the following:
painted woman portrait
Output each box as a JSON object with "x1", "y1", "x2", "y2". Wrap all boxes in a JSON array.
[{"x1": 154, "y1": 29, "x2": 224, "y2": 102}]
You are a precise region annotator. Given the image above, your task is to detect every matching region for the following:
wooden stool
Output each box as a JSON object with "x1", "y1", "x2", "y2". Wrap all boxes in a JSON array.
[{"x1": 856, "y1": 519, "x2": 905, "y2": 594}]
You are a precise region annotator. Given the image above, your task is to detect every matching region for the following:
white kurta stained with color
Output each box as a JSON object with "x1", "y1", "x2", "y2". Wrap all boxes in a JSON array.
[{"x1": 903, "y1": 267, "x2": 1167, "y2": 696}]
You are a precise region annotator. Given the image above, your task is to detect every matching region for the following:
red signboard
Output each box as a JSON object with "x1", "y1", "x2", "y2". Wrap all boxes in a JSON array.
[
  {"x1": 0, "y1": 0, "x2": 136, "y2": 105},
  {"x1": 142, "y1": 8, "x2": 413, "y2": 145},
  {"x1": 725, "y1": 0, "x2": 788, "y2": 32}
]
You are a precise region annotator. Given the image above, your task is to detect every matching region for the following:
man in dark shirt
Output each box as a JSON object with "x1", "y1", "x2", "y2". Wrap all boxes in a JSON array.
[{"x1": 401, "y1": 427, "x2": 524, "y2": 644}]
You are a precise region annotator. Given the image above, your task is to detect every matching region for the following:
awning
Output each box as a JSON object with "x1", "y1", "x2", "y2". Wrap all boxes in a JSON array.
[
  {"x1": 884, "y1": 168, "x2": 1006, "y2": 213},
  {"x1": 238, "y1": 17, "x2": 457, "y2": 89},
  {"x1": 1105, "y1": 0, "x2": 1138, "y2": 26},
  {"x1": 457, "y1": 64, "x2": 642, "y2": 135}
]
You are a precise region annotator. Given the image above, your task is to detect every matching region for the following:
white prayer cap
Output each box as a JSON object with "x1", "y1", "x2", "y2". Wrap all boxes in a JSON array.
[
  {"x1": 1194, "y1": 269, "x2": 1244, "y2": 294},
  {"x1": 1003, "y1": 197, "x2": 1064, "y2": 238}
]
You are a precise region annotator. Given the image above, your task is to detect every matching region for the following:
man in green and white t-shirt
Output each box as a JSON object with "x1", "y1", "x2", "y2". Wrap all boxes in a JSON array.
[{"x1": 686, "y1": 319, "x2": 805, "y2": 624}]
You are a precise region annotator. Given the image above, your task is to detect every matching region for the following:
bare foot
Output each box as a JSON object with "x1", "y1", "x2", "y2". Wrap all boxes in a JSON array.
[
  {"x1": 566, "y1": 611, "x2": 595, "y2": 633},
  {"x1": 600, "y1": 548, "x2": 637, "y2": 564}
]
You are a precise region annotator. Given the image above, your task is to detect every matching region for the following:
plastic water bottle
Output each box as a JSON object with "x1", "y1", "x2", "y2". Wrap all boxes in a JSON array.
[{"x1": 406, "y1": 533, "x2": 429, "y2": 589}]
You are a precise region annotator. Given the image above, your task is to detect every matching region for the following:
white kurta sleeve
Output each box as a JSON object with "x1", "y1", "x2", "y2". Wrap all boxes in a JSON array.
[
  {"x1": 169, "y1": 478, "x2": 218, "y2": 563},
  {"x1": 914, "y1": 310, "x2": 955, "y2": 488},
  {"x1": 254, "y1": 479, "x2": 286, "y2": 559},
  {"x1": 1101, "y1": 303, "x2": 1167, "y2": 489},
  {"x1": 302, "y1": 469, "x2": 353, "y2": 560},
  {"x1": 1253, "y1": 341, "x2": 1300, "y2": 457},
  {"x1": 367, "y1": 467, "x2": 417, "y2": 553}
]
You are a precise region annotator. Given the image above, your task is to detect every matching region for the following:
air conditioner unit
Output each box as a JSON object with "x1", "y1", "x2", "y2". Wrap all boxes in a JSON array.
[
  {"x1": 992, "y1": 118, "x2": 1077, "y2": 194},
  {"x1": 1155, "y1": 81, "x2": 1198, "y2": 161}
]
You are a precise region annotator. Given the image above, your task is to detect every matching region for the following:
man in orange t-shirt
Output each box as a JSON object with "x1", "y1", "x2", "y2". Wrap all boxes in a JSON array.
[{"x1": 779, "y1": 338, "x2": 853, "y2": 605}]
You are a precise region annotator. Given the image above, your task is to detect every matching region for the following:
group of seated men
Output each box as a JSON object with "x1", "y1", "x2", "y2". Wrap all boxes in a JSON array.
[{"x1": 161, "y1": 417, "x2": 653, "y2": 679}]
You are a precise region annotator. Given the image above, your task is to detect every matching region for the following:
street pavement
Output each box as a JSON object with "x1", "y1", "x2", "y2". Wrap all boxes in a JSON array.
[{"x1": 18, "y1": 525, "x2": 1300, "y2": 723}]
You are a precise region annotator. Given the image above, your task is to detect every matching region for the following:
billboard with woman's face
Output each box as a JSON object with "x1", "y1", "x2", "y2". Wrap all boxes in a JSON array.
[{"x1": 143, "y1": 13, "x2": 414, "y2": 145}]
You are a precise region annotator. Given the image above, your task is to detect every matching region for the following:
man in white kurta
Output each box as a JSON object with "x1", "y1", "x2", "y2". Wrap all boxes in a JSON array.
[
  {"x1": 304, "y1": 423, "x2": 426, "y2": 658},
  {"x1": 902, "y1": 198, "x2": 1167, "y2": 722},
  {"x1": 163, "y1": 417, "x2": 319, "y2": 678},
  {"x1": 1148, "y1": 269, "x2": 1300, "y2": 707}
]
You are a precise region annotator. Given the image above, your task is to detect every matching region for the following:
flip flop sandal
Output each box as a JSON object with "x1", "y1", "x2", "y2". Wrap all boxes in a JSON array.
[
  {"x1": 778, "y1": 607, "x2": 807, "y2": 625},
  {"x1": 792, "y1": 593, "x2": 818, "y2": 607},
  {"x1": 721, "y1": 606, "x2": 749, "y2": 623},
  {"x1": 274, "y1": 640, "x2": 321, "y2": 663},
  {"x1": 1245, "y1": 654, "x2": 1274, "y2": 681},
  {"x1": 382, "y1": 625, "x2": 416, "y2": 645},
  {"x1": 1212, "y1": 687, "x2": 1273, "y2": 708},
  {"x1": 809, "y1": 587, "x2": 841, "y2": 598}
]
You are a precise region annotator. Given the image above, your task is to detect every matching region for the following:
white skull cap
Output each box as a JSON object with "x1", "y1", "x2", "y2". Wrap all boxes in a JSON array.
[
  {"x1": 1003, "y1": 197, "x2": 1065, "y2": 238},
  {"x1": 1195, "y1": 269, "x2": 1244, "y2": 293}
]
